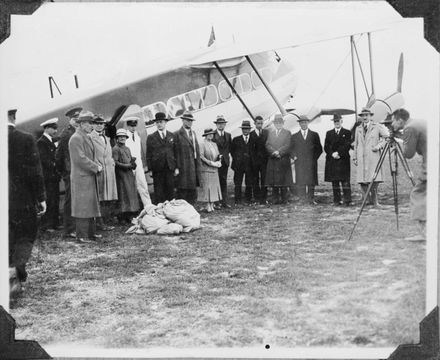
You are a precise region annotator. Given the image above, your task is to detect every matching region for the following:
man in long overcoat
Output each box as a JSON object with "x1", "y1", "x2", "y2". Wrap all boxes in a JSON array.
[
  {"x1": 324, "y1": 114, "x2": 353, "y2": 206},
  {"x1": 9, "y1": 109, "x2": 46, "y2": 296},
  {"x1": 231, "y1": 120, "x2": 254, "y2": 204},
  {"x1": 265, "y1": 114, "x2": 293, "y2": 204},
  {"x1": 291, "y1": 115, "x2": 323, "y2": 204},
  {"x1": 250, "y1": 115, "x2": 269, "y2": 204},
  {"x1": 146, "y1": 112, "x2": 178, "y2": 204},
  {"x1": 55, "y1": 106, "x2": 82, "y2": 238},
  {"x1": 391, "y1": 108, "x2": 426, "y2": 241},
  {"x1": 353, "y1": 108, "x2": 389, "y2": 207},
  {"x1": 174, "y1": 111, "x2": 201, "y2": 204},
  {"x1": 212, "y1": 115, "x2": 232, "y2": 208},
  {"x1": 90, "y1": 115, "x2": 118, "y2": 229},
  {"x1": 37, "y1": 117, "x2": 61, "y2": 230},
  {"x1": 69, "y1": 111, "x2": 103, "y2": 243}
]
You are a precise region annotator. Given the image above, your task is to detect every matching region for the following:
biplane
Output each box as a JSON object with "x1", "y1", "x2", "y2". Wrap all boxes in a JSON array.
[{"x1": 2, "y1": 3, "x2": 408, "y2": 140}]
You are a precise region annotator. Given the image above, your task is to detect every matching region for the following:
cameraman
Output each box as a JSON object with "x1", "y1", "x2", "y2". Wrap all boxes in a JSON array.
[{"x1": 391, "y1": 108, "x2": 427, "y2": 242}]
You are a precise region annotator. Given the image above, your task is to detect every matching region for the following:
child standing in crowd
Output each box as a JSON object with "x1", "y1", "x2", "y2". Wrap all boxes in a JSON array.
[{"x1": 112, "y1": 129, "x2": 141, "y2": 224}]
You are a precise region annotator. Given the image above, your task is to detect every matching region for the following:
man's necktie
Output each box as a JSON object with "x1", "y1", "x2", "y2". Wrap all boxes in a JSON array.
[
  {"x1": 132, "y1": 133, "x2": 135, "y2": 141},
  {"x1": 336, "y1": 129, "x2": 339, "y2": 135},
  {"x1": 245, "y1": 136, "x2": 248, "y2": 144},
  {"x1": 303, "y1": 131, "x2": 306, "y2": 139}
]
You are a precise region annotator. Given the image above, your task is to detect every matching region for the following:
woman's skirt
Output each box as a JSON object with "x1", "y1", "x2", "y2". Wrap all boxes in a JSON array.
[{"x1": 197, "y1": 171, "x2": 222, "y2": 203}]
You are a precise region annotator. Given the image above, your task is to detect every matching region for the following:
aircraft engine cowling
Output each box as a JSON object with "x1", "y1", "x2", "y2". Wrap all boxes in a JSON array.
[{"x1": 370, "y1": 92, "x2": 405, "y2": 123}]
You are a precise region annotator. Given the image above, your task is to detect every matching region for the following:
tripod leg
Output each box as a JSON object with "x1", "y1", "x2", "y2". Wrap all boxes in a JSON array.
[
  {"x1": 348, "y1": 141, "x2": 391, "y2": 241},
  {"x1": 395, "y1": 141, "x2": 416, "y2": 186},
  {"x1": 389, "y1": 149, "x2": 399, "y2": 230}
]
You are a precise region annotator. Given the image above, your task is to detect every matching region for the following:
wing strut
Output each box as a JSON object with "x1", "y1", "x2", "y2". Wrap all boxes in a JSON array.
[
  {"x1": 213, "y1": 61, "x2": 255, "y2": 121},
  {"x1": 350, "y1": 36, "x2": 359, "y2": 120},
  {"x1": 245, "y1": 55, "x2": 287, "y2": 116},
  {"x1": 368, "y1": 32, "x2": 375, "y2": 97}
]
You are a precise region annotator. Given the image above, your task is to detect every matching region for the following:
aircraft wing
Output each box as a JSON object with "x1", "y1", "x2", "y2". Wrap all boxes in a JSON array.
[{"x1": 190, "y1": 19, "x2": 408, "y2": 66}]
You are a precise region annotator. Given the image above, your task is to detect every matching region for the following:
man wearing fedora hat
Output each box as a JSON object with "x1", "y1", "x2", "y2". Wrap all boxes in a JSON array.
[
  {"x1": 69, "y1": 111, "x2": 103, "y2": 243},
  {"x1": 174, "y1": 111, "x2": 201, "y2": 204},
  {"x1": 291, "y1": 115, "x2": 323, "y2": 204},
  {"x1": 353, "y1": 107, "x2": 389, "y2": 207},
  {"x1": 56, "y1": 106, "x2": 82, "y2": 238},
  {"x1": 324, "y1": 114, "x2": 353, "y2": 206},
  {"x1": 90, "y1": 115, "x2": 118, "y2": 229},
  {"x1": 146, "y1": 112, "x2": 178, "y2": 204},
  {"x1": 9, "y1": 109, "x2": 46, "y2": 296},
  {"x1": 265, "y1": 114, "x2": 293, "y2": 204},
  {"x1": 37, "y1": 117, "x2": 61, "y2": 231},
  {"x1": 231, "y1": 120, "x2": 254, "y2": 205},
  {"x1": 212, "y1": 115, "x2": 232, "y2": 208}
]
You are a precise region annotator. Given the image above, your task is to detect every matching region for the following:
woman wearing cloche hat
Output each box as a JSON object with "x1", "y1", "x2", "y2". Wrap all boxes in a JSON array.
[{"x1": 197, "y1": 128, "x2": 223, "y2": 212}]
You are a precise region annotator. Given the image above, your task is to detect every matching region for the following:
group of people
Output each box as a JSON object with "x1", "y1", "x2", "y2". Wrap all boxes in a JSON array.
[{"x1": 8, "y1": 104, "x2": 426, "y2": 296}]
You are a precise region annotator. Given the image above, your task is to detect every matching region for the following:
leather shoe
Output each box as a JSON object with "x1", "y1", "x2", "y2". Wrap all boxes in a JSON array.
[
  {"x1": 76, "y1": 238, "x2": 92, "y2": 244},
  {"x1": 90, "y1": 234, "x2": 103, "y2": 240},
  {"x1": 222, "y1": 203, "x2": 232, "y2": 209}
]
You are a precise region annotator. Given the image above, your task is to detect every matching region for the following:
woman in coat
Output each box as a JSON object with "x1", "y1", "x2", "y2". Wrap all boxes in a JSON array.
[
  {"x1": 112, "y1": 129, "x2": 140, "y2": 224},
  {"x1": 353, "y1": 108, "x2": 389, "y2": 206},
  {"x1": 197, "y1": 128, "x2": 222, "y2": 212},
  {"x1": 90, "y1": 116, "x2": 118, "y2": 228}
]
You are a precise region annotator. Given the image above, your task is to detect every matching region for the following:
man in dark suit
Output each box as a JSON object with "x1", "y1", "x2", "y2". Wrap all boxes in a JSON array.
[
  {"x1": 8, "y1": 109, "x2": 46, "y2": 296},
  {"x1": 250, "y1": 115, "x2": 268, "y2": 204},
  {"x1": 291, "y1": 115, "x2": 323, "y2": 204},
  {"x1": 174, "y1": 111, "x2": 200, "y2": 204},
  {"x1": 55, "y1": 106, "x2": 82, "y2": 239},
  {"x1": 37, "y1": 117, "x2": 61, "y2": 231},
  {"x1": 324, "y1": 114, "x2": 352, "y2": 206},
  {"x1": 146, "y1": 112, "x2": 178, "y2": 204},
  {"x1": 212, "y1": 115, "x2": 232, "y2": 208},
  {"x1": 231, "y1": 120, "x2": 254, "y2": 205}
]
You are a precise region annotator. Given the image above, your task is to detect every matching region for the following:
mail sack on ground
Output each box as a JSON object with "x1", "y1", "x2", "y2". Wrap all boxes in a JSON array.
[
  {"x1": 135, "y1": 199, "x2": 200, "y2": 235},
  {"x1": 162, "y1": 199, "x2": 201, "y2": 232}
]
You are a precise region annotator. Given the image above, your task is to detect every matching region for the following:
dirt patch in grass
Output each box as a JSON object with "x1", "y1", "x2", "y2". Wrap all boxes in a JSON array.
[{"x1": 10, "y1": 156, "x2": 426, "y2": 348}]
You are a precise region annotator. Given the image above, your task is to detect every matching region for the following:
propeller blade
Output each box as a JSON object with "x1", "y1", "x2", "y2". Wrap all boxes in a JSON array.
[{"x1": 397, "y1": 52, "x2": 404, "y2": 92}]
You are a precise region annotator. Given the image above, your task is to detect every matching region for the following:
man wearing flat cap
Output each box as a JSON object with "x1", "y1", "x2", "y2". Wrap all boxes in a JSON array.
[
  {"x1": 324, "y1": 114, "x2": 353, "y2": 206},
  {"x1": 212, "y1": 115, "x2": 232, "y2": 208},
  {"x1": 265, "y1": 114, "x2": 293, "y2": 204},
  {"x1": 291, "y1": 115, "x2": 323, "y2": 204},
  {"x1": 56, "y1": 106, "x2": 82, "y2": 238},
  {"x1": 174, "y1": 111, "x2": 201, "y2": 204},
  {"x1": 231, "y1": 120, "x2": 254, "y2": 205},
  {"x1": 37, "y1": 117, "x2": 61, "y2": 231},
  {"x1": 8, "y1": 109, "x2": 46, "y2": 296},
  {"x1": 146, "y1": 112, "x2": 178, "y2": 204},
  {"x1": 90, "y1": 115, "x2": 118, "y2": 229},
  {"x1": 353, "y1": 107, "x2": 389, "y2": 207},
  {"x1": 124, "y1": 115, "x2": 152, "y2": 207},
  {"x1": 69, "y1": 111, "x2": 103, "y2": 243}
]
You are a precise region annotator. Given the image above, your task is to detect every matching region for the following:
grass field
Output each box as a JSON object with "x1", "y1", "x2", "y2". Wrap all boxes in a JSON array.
[{"x1": 10, "y1": 156, "x2": 426, "y2": 349}]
